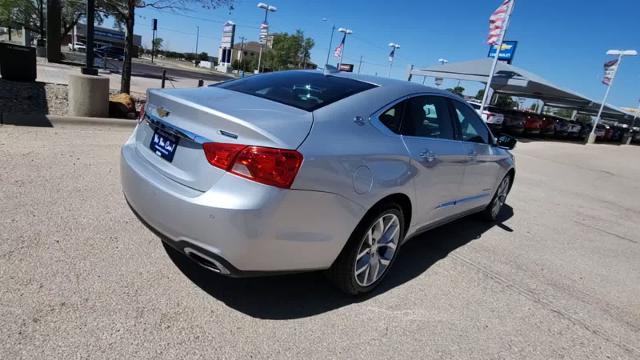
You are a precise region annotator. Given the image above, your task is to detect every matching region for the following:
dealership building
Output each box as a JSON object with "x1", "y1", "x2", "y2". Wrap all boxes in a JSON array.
[{"x1": 66, "y1": 23, "x2": 142, "y2": 54}]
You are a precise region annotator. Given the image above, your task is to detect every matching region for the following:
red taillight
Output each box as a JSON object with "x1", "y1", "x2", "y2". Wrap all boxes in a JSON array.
[
  {"x1": 202, "y1": 143, "x2": 303, "y2": 189},
  {"x1": 203, "y1": 143, "x2": 246, "y2": 170}
]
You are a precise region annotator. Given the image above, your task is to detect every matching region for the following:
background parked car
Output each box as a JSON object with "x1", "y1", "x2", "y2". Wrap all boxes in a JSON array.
[
  {"x1": 467, "y1": 101, "x2": 505, "y2": 134},
  {"x1": 67, "y1": 42, "x2": 86, "y2": 52},
  {"x1": 539, "y1": 115, "x2": 556, "y2": 137},
  {"x1": 95, "y1": 46, "x2": 125, "y2": 61},
  {"x1": 610, "y1": 124, "x2": 628, "y2": 142},
  {"x1": 500, "y1": 109, "x2": 526, "y2": 135},
  {"x1": 579, "y1": 123, "x2": 606, "y2": 140},
  {"x1": 552, "y1": 116, "x2": 570, "y2": 137},
  {"x1": 603, "y1": 124, "x2": 613, "y2": 141},
  {"x1": 523, "y1": 112, "x2": 543, "y2": 135},
  {"x1": 566, "y1": 120, "x2": 582, "y2": 138}
]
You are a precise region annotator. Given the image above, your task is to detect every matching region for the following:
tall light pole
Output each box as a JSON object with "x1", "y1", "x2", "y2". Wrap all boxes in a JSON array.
[
  {"x1": 196, "y1": 25, "x2": 200, "y2": 59},
  {"x1": 256, "y1": 2, "x2": 276, "y2": 73},
  {"x1": 322, "y1": 18, "x2": 335, "y2": 69},
  {"x1": 387, "y1": 42, "x2": 400, "y2": 77},
  {"x1": 588, "y1": 49, "x2": 637, "y2": 144},
  {"x1": 336, "y1": 27, "x2": 352, "y2": 69}
]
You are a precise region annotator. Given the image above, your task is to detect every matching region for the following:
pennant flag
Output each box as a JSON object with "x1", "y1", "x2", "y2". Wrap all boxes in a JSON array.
[{"x1": 602, "y1": 59, "x2": 618, "y2": 85}]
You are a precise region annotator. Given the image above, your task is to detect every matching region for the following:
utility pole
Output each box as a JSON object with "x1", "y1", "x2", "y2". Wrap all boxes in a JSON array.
[
  {"x1": 151, "y1": 18, "x2": 157, "y2": 64},
  {"x1": 357, "y1": 55, "x2": 363, "y2": 74},
  {"x1": 195, "y1": 26, "x2": 200, "y2": 57},
  {"x1": 239, "y1": 36, "x2": 246, "y2": 74},
  {"x1": 324, "y1": 22, "x2": 335, "y2": 69}
]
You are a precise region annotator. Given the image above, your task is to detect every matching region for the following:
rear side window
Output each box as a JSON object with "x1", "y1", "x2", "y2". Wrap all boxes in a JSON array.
[
  {"x1": 216, "y1": 71, "x2": 377, "y2": 111},
  {"x1": 379, "y1": 101, "x2": 404, "y2": 134}
]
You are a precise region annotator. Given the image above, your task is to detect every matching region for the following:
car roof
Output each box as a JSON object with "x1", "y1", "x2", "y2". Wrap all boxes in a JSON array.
[{"x1": 330, "y1": 70, "x2": 451, "y2": 96}]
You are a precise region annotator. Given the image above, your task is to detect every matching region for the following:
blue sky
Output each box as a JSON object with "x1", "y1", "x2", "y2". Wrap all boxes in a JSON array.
[{"x1": 131, "y1": 0, "x2": 640, "y2": 108}]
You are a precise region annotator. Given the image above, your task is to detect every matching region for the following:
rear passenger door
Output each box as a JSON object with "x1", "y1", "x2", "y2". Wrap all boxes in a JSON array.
[
  {"x1": 450, "y1": 99, "x2": 504, "y2": 212},
  {"x1": 399, "y1": 95, "x2": 468, "y2": 226}
]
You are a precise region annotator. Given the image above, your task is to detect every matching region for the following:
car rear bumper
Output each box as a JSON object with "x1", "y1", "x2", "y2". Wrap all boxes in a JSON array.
[{"x1": 121, "y1": 136, "x2": 365, "y2": 274}]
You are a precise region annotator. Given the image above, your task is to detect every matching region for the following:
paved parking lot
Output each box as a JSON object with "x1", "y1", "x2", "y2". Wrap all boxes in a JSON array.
[{"x1": 1, "y1": 123, "x2": 639, "y2": 359}]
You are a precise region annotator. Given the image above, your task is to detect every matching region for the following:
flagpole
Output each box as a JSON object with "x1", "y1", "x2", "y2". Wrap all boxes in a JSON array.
[
  {"x1": 480, "y1": 0, "x2": 515, "y2": 115},
  {"x1": 589, "y1": 52, "x2": 623, "y2": 144}
]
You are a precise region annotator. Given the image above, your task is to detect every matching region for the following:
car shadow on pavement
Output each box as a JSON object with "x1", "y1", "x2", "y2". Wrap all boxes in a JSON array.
[{"x1": 164, "y1": 205, "x2": 514, "y2": 320}]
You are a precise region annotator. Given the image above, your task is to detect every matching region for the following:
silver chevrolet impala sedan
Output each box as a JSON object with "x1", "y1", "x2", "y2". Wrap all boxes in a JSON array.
[{"x1": 121, "y1": 70, "x2": 516, "y2": 295}]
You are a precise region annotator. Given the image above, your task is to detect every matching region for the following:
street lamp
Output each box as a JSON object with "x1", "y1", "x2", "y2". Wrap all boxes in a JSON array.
[
  {"x1": 322, "y1": 18, "x2": 335, "y2": 70},
  {"x1": 256, "y1": 2, "x2": 277, "y2": 73},
  {"x1": 388, "y1": 42, "x2": 400, "y2": 77},
  {"x1": 336, "y1": 27, "x2": 352, "y2": 69},
  {"x1": 588, "y1": 49, "x2": 638, "y2": 144},
  {"x1": 438, "y1": 58, "x2": 448, "y2": 65}
]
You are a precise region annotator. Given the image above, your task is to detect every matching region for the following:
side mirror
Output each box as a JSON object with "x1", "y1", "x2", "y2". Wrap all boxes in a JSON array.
[{"x1": 496, "y1": 134, "x2": 517, "y2": 150}]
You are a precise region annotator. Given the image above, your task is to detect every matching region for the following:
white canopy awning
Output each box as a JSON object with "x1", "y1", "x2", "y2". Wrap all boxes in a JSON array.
[{"x1": 408, "y1": 59, "x2": 635, "y2": 122}]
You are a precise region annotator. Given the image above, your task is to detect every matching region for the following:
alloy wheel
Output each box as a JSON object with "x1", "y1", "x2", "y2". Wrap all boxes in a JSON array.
[
  {"x1": 491, "y1": 177, "x2": 510, "y2": 218},
  {"x1": 353, "y1": 213, "x2": 401, "y2": 287}
]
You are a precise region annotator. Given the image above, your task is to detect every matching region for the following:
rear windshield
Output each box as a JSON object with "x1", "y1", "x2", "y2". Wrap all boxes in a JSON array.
[{"x1": 215, "y1": 71, "x2": 377, "y2": 111}]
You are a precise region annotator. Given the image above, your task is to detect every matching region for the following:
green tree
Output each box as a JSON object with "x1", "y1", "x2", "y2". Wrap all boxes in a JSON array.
[
  {"x1": 152, "y1": 37, "x2": 163, "y2": 53},
  {"x1": 0, "y1": 0, "x2": 90, "y2": 39},
  {"x1": 475, "y1": 89, "x2": 485, "y2": 101},
  {"x1": 263, "y1": 30, "x2": 315, "y2": 71},
  {"x1": 446, "y1": 86, "x2": 465, "y2": 96},
  {"x1": 494, "y1": 95, "x2": 517, "y2": 109},
  {"x1": 100, "y1": 0, "x2": 233, "y2": 94}
]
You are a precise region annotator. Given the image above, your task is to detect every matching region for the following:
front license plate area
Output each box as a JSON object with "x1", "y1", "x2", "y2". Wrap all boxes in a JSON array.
[{"x1": 150, "y1": 129, "x2": 179, "y2": 162}]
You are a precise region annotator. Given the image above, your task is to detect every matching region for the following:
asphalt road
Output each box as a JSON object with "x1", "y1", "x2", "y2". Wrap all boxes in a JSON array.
[
  {"x1": 1, "y1": 123, "x2": 639, "y2": 359},
  {"x1": 124, "y1": 60, "x2": 232, "y2": 82},
  {"x1": 63, "y1": 51, "x2": 231, "y2": 82}
]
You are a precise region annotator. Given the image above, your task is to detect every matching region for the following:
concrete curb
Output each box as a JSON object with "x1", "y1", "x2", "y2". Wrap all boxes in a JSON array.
[
  {"x1": 48, "y1": 115, "x2": 137, "y2": 128},
  {"x1": 1, "y1": 113, "x2": 136, "y2": 128}
]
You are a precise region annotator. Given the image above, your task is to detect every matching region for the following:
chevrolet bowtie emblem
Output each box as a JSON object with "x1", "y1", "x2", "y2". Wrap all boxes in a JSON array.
[{"x1": 156, "y1": 107, "x2": 170, "y2": 118}]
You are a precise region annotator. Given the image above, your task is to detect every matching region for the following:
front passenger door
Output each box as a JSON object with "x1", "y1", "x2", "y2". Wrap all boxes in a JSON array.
[
  {"x1": 450, "y1": 99, "x2": 505, "y2": 212},
  {"x1": 399, "y1": 95, "x2": 468, "y2": 226}
]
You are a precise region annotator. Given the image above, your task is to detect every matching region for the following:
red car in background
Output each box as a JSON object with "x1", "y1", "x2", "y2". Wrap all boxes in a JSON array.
[
  {"x1": 539, "y1": 115, "x2": 556, "y2": 136},
  {"x1": 523, "y1": 112, "x2": 543, "y2": 135}
]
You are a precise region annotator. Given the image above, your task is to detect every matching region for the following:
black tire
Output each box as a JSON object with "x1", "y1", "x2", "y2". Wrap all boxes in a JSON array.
[
  {"x1": 327, "y1": 204, "x2": 405, "y2": 295},
  {"x1": 481, "y1": 174, "x2": 512, "y2": 221}
]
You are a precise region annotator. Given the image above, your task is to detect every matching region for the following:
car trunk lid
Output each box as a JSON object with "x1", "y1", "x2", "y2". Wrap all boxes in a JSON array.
[{"x1": 135, "y1": 87, "x2": 313, "y2": 192}]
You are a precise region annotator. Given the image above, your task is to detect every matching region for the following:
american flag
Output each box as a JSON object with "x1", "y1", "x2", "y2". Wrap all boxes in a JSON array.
[
  {"x1": 602, "y1": 59, "x2": 618, "y2": 85},
  {"x1": 487, "y1": 0, "x2": 512, "y2": 45},
  {"x1": 334, "y1": 35, "x2": 345, "y2": 58}
]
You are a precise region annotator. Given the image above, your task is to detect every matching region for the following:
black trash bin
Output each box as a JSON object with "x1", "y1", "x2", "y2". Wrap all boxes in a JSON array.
[{"x1": 0, "y1": 43, "x2": 37, "y2": 82}]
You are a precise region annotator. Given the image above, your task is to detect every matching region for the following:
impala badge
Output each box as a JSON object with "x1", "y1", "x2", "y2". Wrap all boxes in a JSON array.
[{"x1": 156, "y1": 106, "x2": 170, "y2": 118}]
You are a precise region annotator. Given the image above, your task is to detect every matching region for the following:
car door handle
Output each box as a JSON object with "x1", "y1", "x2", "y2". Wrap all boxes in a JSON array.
[{"x1": 419, "y1": 150, "x2": 436, "y2": 162}]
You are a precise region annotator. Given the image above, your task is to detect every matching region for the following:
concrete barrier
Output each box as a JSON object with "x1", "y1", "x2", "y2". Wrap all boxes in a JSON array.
[{"x1": 68, "y1": 73, "x2": 109, "y2": 117}]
